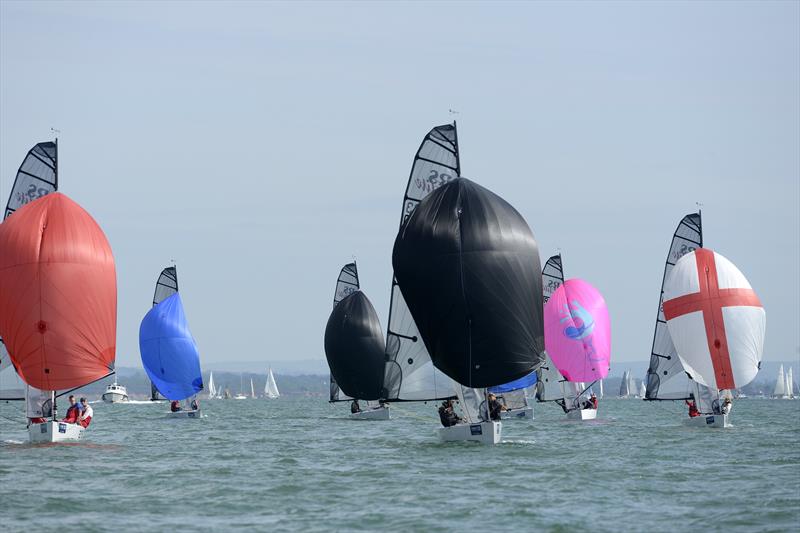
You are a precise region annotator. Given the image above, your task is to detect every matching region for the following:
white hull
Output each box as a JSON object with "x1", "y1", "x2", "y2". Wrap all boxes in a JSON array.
[
  {"x1": 566, "y1": 408, "x2": 597, "y2": 421},
  {"x1": 29, "y1": 421, "x2": 85, "y2": 443},
  {"x1": 683, "y1": 414, "x2": 730, "y2": 428},
  {"x1": 349, "y1": 406, "x2": 391, "y2": 420},
  {"x1": 166, "y1": 409, "x2": 201, "y2": 419},
  {"x1": 500, "y1": 406, "x2": 534, "y2": 420},
  {"x1": 437, "y1": 421, "x2": 501, "y2": 444},
  {"x1": 102, "y1": 392, "x2": 128, "y2": 403}
]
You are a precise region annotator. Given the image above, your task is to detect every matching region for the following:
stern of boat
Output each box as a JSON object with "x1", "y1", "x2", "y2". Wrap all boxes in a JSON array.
[
  {"x1": 437, "y1": 421, "x2": 501, "y2": 444},
  {"x1": 29, "y1": 421, "x2": 85, "y2": 443}
]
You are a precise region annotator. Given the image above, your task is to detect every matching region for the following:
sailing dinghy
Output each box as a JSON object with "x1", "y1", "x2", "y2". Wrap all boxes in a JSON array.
[
  {"x1": 0, "y1": 193, "x2": 117, "y2": 442},
  {"x1": 393, "y1": 178, "x2": 544, "y2": 443},
  {"x1": 543, "y1": 279, "x2": 611, "y2": 420},
  {"x1": 663, "y1": 249, "x2": 765, "y2": 428},
  {"x1": 139, "y1": 266, "x2": 204, "y2": 418},
  {"x1": 325, "y1": 262, "x2": 388, "y2": 419}
]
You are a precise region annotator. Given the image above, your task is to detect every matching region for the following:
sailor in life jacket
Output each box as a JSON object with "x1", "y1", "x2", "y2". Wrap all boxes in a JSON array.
[{"x1": 77, "y1": 398, "x2": 93, "y2": 428}]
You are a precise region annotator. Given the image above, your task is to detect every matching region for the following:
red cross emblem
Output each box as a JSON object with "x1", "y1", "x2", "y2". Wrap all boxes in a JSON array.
[{"x1": 663, "y1": 249, "x2": 762, "y2": 390}]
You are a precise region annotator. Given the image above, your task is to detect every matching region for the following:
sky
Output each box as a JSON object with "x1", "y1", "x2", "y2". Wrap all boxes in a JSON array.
[{"x1": 1, "y1": 1, "x2": 798, "y2": 371}]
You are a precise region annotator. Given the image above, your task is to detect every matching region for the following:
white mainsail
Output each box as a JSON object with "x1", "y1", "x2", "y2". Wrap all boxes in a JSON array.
[
  {"x1": 619, "y1": 370, "x2": 631, "y2": 397},
  {"x1": 265, "y1": 368, "x2": 279, "y2": 399},
  {"x1": 382, "y1": 123, "x2": 459, "y2": 402},
  {"x1": 788, "y1": 367, "x2": 795, "y2": 399},
  {"x1": 250, "y1": 378, "x2": 256, "y2": 399},
  {"x1": 0, "y1": 342, "x2": 26, "y2": 401},
  {"x1": 774, "y1": 365, "x2": 786, "y2": 397},
  {"x1": 638, "y1": 380, "x2": 646, "y2": 398},
  {"x1": 208, "y1": 372, "x2": 217, "y2": 399}
]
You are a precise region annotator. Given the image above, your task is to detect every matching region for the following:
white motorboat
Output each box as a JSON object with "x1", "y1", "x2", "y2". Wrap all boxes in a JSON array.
[{"x1": 102, "y1": 381, "x2": 128, "y2": 403}]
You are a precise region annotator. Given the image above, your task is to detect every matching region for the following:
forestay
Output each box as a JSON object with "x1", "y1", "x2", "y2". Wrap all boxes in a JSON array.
[
  {"x1": 383, "y1": 123, "x2": 460, "y2": 401},
  {"x1": 663, "y1": 249, "x2": 765, "y2": 391},
  {"x1": 645, "y1": 213, "x2": 703, "y2": 400}
]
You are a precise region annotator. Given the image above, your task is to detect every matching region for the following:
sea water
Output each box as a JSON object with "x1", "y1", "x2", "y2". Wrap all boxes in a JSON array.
[{"x1": 1, "y1": 397, "x2": 798, "y2": 532}]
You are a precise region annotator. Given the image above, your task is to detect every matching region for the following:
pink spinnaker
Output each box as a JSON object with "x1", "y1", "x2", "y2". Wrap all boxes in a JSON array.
[{"x1": 544, "y1": 278, "x2": 611, "y2": 382}]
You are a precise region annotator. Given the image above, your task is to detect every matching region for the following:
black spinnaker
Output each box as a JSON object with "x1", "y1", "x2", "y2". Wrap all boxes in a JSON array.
[
  {"x1": 149, "y1": 266, "x2": 179, "y2": 401},
  {"x1": 324, "y1": 291, "x2": 386, "y2": 402},
  {"x1": 392, "y1": 177, "x2": 544, "y2": 389}
]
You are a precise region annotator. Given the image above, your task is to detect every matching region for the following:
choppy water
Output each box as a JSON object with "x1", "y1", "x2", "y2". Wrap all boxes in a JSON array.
[{"x1": 1, "y1": 397, "x2": 798, "y2": 532}]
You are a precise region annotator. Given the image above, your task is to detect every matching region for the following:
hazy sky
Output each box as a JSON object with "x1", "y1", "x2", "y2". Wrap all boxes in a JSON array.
[{"x1": 1, "y1": 1, "x2": 798, "y2": 370}]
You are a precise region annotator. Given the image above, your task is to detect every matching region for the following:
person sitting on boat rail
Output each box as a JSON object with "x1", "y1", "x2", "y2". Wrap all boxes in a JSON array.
[
  {"x1": 170, "y1": 400, "x2": 182, "y2": 412},
  {"x1": 487, "y1": 393, "x2": 506, "y2": 421},
  {"x1": 721, "y1": 397, "x2": 733, "y2": 415},
  {"x1": 77, "y1": 398, "x2": 93, "y2": 428},
  {"x1": 685, "y1": 398, "x2": 700, "y2": 418},
  {"x1": 350, "y1": 399, "x2": 361, "y2": 414},
  {"x1": 438, "y1": 400, "x2": 461, "y2": 427},
  {"x1": 62, "y1": 395, "x2": 80, "y2": 424},
  {"x1": 589, "y1": 392, "x2": 598, "y2": 409}
]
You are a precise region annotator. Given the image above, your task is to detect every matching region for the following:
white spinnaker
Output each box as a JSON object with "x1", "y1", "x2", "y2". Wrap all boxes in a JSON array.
[
  {"x1": 645, "y1": 213, "x2": 703, "y2": 400},
  {"x1": 265, "y1": 368, "x2": 280, "y2": 398},
  {"x1": 664, "y1": 250, "x2": 765, "y2": 391},
  {"x1": 774, "y1": 365, "x2": 786, "y2": 396},
  {"x1": 383, "y1": 123, "x2": 459, "y2": 401}
]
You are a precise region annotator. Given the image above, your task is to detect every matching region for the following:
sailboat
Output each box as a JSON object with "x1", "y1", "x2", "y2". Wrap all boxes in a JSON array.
[
  {"x1": 139, "y1": 266, "x2": 204, "y2": 418},
  {"x1": 788, "y1": 368, "x2": 795, "y2": 399},
  {"x1": 663, "y1": 249, "x2": 765, "y2": 428},
  {"x1": 773, "y1": 365, "x2": 788, "y2": 399},
  {"x1": 208, "y1": 372, "x2": 217, "y2": 399},
  {"x1": 644, "y1": 212, "x2": 724, "y2": 420},
  {"x1": 234, "y1": 374, "x2": 247, "y2": 400},
  {"x1": 637, "y1": 380, "x2": 646, "y2": 398},
  {"x1": 264, "y1": 368, "x2": 280, "y2": 399},
  {"x1": 618, "y1": 370, "x2": 631, "y2": 398},
  {"x1": 381, "y1": 123, "x2": 460, "y2": 405},
  {"x1": 325, "y1": 262, "x2": 389, "y2": 419},
  {"x1": 0, "y1": 192, "x2": 117, "y2": 442},
  {"x1": 393, "y1": 178, "x2": 544, "y2": 444},
  {"x1": 250, "y1": 379, "x2": 256, "y2": 399},
  {"x1": 544, "y1": 279, "x2": 611, "y2": 420}
]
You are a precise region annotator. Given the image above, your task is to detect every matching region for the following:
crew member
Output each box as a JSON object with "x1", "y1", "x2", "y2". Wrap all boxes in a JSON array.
[{"x1": 77, "y1": 398, "x2": 93, "y2": 428}]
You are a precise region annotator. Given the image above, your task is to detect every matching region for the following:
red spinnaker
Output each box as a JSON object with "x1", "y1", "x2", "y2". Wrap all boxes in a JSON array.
[{"x1": 0, "y1": 193, "x2": 116, "y2": 390}]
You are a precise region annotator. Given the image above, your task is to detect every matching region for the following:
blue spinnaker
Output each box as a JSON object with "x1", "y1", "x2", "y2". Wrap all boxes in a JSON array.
[
  {"x1": 488, "y1": 370, "x2": 538, "y2": 394},
  {"x1": 139, "y1": 293, "x2": 203, "y2": 401}
]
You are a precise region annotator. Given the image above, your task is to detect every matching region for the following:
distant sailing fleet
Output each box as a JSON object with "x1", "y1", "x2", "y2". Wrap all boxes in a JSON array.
[{"x1": 0, "y1": 122, "x2": 779, "y2": 444}]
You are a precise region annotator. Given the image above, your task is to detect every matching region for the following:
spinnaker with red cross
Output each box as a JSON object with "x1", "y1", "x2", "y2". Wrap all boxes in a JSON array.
[{"x1": 663, "y1": 248, "x2": 765, "y2": 426}]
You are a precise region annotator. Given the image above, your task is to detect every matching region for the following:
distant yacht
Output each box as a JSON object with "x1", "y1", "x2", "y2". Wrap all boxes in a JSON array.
[
  {"x1": 102, "y1": 380, "x2": 129, "y2": 403},
  {"x1": 264, "y1": 368, "x2": 280, "y2": 399}
]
